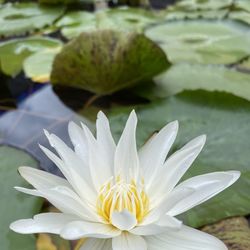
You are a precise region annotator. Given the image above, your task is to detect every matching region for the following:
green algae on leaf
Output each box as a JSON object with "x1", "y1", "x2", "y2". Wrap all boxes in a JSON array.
[{"x1": 51, "y1": 30, "x2": 170, "y2": 95}]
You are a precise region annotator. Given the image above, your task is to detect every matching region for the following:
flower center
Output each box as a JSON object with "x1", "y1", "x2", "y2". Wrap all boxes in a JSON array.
[{"x1": 96, "y1": 177, "x2": 149, "y2": 224}]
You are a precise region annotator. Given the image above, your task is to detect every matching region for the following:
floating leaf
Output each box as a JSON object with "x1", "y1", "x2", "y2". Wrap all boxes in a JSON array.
[
  {"x1": 229, "y1": 11, "x2": 250, "y2": 25},
  {"x1": 51, "y1": 30, "x2": 169, "y2": 95},
  {"x1": 109, "y1": 90, "x2": 250, "y2": 227},
  {"x1": 0, "y1": 3, "x2": 64, "y2": 37},
  {"x1": 202, "y1": 217, "x2": 250, "y2": 250},
  {"x1": 146, "y1": 20, "x2": 250, "y2": 64},
  {"x1": 0, "y1": 37, "x2": 62, "y2": 76},
  {"x1": 0, "y1": 86, "x2": 92, "y2": 175},
  {"x1": 23, "y1": 48, "x2": 61, "y2": 83},
  {"x1": 56, "y1": 8, "x2": 159, "y2": 39},
  {"x1": 154, "y1": 63, "x2": 250, "y2": 101},
  {"x1": 0, "y1": 146, "x2": 43, "y2": 250},
  {"x1": 175, "y1": 0, "x2": 233, "y2": 11}
]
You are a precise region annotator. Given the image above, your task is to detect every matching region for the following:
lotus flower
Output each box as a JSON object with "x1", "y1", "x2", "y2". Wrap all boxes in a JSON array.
[{"x1": 10, "y1": 110, "x2": 240, "y2": 250}]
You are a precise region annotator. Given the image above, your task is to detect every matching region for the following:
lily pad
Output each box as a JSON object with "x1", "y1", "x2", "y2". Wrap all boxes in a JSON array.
[
  {"x1": 146, "y1": 20, "x2": 250, "y2": 64},
  {"x1": 0, "y1": 3, "x2": 64, "y2": 37},
  {"x1": 202, "y1": 217, "x2": 250, "y2": 249},
  {"x1": 229, "y1": 11, "x2": 250, "y2": 25},
  {"x1": 56, "y1": 8, "x2": 159, "y2": 39},
  {"x1": 23, "y1": 47, "x2": 61, "y2": 83},
  {"x1": 51, "y1": 30, "x2": 170, "y2": 95},
  {"x1": 0, "y1": 37, "x2": 62, "y2": 76},
  {"x1": 0, "y1": 146, "x2": 43, "y2": 250},
  {"x1": 154, "y1": 63, "x2": 250, "y2": 101},
  {"x1": 109, "y1": 90, "x2": 250, "y2": 227},
  {"x1": 175, "y1": 0, "x2": 233, "y2": 10}
]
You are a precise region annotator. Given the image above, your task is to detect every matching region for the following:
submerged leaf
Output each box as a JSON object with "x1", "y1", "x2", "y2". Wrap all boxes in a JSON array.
[
  {"x1": 109, "y1": 90, "x2": 250, "y2": 227},
  {"x1": 51, "y1": 30, "x2": 169, "y2": 95}
]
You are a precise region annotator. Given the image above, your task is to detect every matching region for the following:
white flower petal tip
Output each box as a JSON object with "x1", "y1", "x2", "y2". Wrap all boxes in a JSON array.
[{"x1": 111, "y1": 210, "x2": 137, "y2": 231}]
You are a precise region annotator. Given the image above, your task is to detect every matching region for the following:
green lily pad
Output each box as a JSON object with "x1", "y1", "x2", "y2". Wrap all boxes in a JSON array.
[
  {"x1": 202, "y1": 217, "x2": 250, "y2": 249},
  {"x1": 109, "y1": 90, "x2": 250, "y2": 227},
  {"x1": 164, "y1": 9, "x2": 227, "y2": 20},
  {"x1": 146, "y1": 20, "x2": 250, "y2": 64},
  {"x1": 234, "y1": 0, "x2": 250, "y2": 12},
  {"x1": 0, "y1": 146, "x2": 43, "y2": 250},
  {"x1": 0, "y1": 37, "x2": 62, "y2": 76},
  {"x1": 51, "y1": 30, "x2": 169, "y2": 95},
  {"x1": 0, "y1": 3, "x2": 64, "y2": 37},
  {"x1": 23, "y1": 47, "x2": 61, "y2": 83},
  {"x1": 175, "y1": 0, "x2": 233, "y2": 10},
  {"x1": 56, "y1": 8, "x2": 159, "y2": 39},
  {"x1": 154, "y1": 63, "x2": 250, "y2": 101},
  {"x1": 229, "y1": 11, "x2": 250, "y2": 25}
]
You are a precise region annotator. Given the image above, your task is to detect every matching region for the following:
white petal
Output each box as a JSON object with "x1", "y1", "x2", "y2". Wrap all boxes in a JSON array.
[
  {"x1": 149, "y1": 135, "x2": 206, "y2": 200},
  {"x1": 79, "y1": 238, "x2": 112, "y2": 250},
  {"x1": 60, "y1": 221, "x2": 121, "y2": 240},
  {"x1": 18, "y1": 166, "x2": 71, "y2": 190},
  {"x1": 10, "y1": 213, "x2": 77, "y2": 234},
  {"x1": 96, "y1": 111, "x2": 116, "y2": 160},
  {"x1": 40, "y1": 144, "x2": 97, "y2": 205},
  {"x1": 146, "y1": 225, "x2": 227, "y2": 250},
  {"x1": 114, "y1": 110, "x2": 139, "y2": 182},
  {"x1": 112, "y1": 232, "x2": 147, "y2": 250},
  {"x1": 132, "y1": 216, "x2": 181, "y2": 236},
  {"x1": 111, "y1": 210, "x2": 137, "y2": 231},
  {"x1": 168, "y1": 171, "x2": 240, "y2": 216},
  {"x1": 43, "y1": 130, "x2": 93, "y2": 188},
  {"x1": 141, "y1": 188, "x2": 194, "y2": 225},
  {"x1": 139, "y1": 121, "x2": 178, "y2": 188},
  {"x1": 82, "y1": 122, "x2": 113, "y2": 190},
  {"x1": 68, "y1": 121, "x2": 88, "y2": 164}
]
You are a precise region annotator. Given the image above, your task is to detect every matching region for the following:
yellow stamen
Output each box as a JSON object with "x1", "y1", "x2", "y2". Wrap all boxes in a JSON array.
[{"x1": 96, "y1": 177, "x2": 149, "y2": 224}]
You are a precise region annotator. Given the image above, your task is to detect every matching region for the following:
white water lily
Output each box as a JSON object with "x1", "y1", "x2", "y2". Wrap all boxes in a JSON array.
[{"x1": 10, "y1": 110, "x2": 240, "y2": 250}]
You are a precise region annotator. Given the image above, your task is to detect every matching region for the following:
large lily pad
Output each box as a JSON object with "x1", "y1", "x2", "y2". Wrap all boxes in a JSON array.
[
  {"x1": 0, "y1": 37, "x2": 62, "y2": 76},
  {"x1": 0, "y1": 3, "x2": 64, "y2": 37},
  {"x1": 146, "y1": 20, "x2": 250, "y2": 64},
  {"x1": 0, "y1": 146, "x2": 43, "y2": 250},
  {"x1": 154, "y1": 63, "x2": 250, "y2": 101},
  {"x1": 109, "y1": 90, "x2": 250, "y2": 227},
  {"x1": 51, "y1": 30, "x2": 169, "y2": 95}
]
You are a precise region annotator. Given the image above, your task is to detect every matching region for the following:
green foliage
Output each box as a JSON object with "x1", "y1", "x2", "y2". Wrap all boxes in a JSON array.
[
  {"x1": 109, "y1": 90, "x2": 250, "y2": 227},
  {"x1": 154, "y1": 63, "x2": 250, "y2": 101},
  {"x1": 56, "y1": 7, "x2": 160, "y2": 39},
  {"x1": 146, "y1": 20, "x2": 250, "y2": 65},
  {"x1": 0, "y1": 37, "x2": 62, "y2": 76},
  {"x1": 0, "y1": 3, "x2": 64, "y2": 37},
  {"x1": 51, "y1": 30, "x2": 170, "y2": 94},
  {"x1": 0, "y1": 146, "x2": 43, "y2": 250}
]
